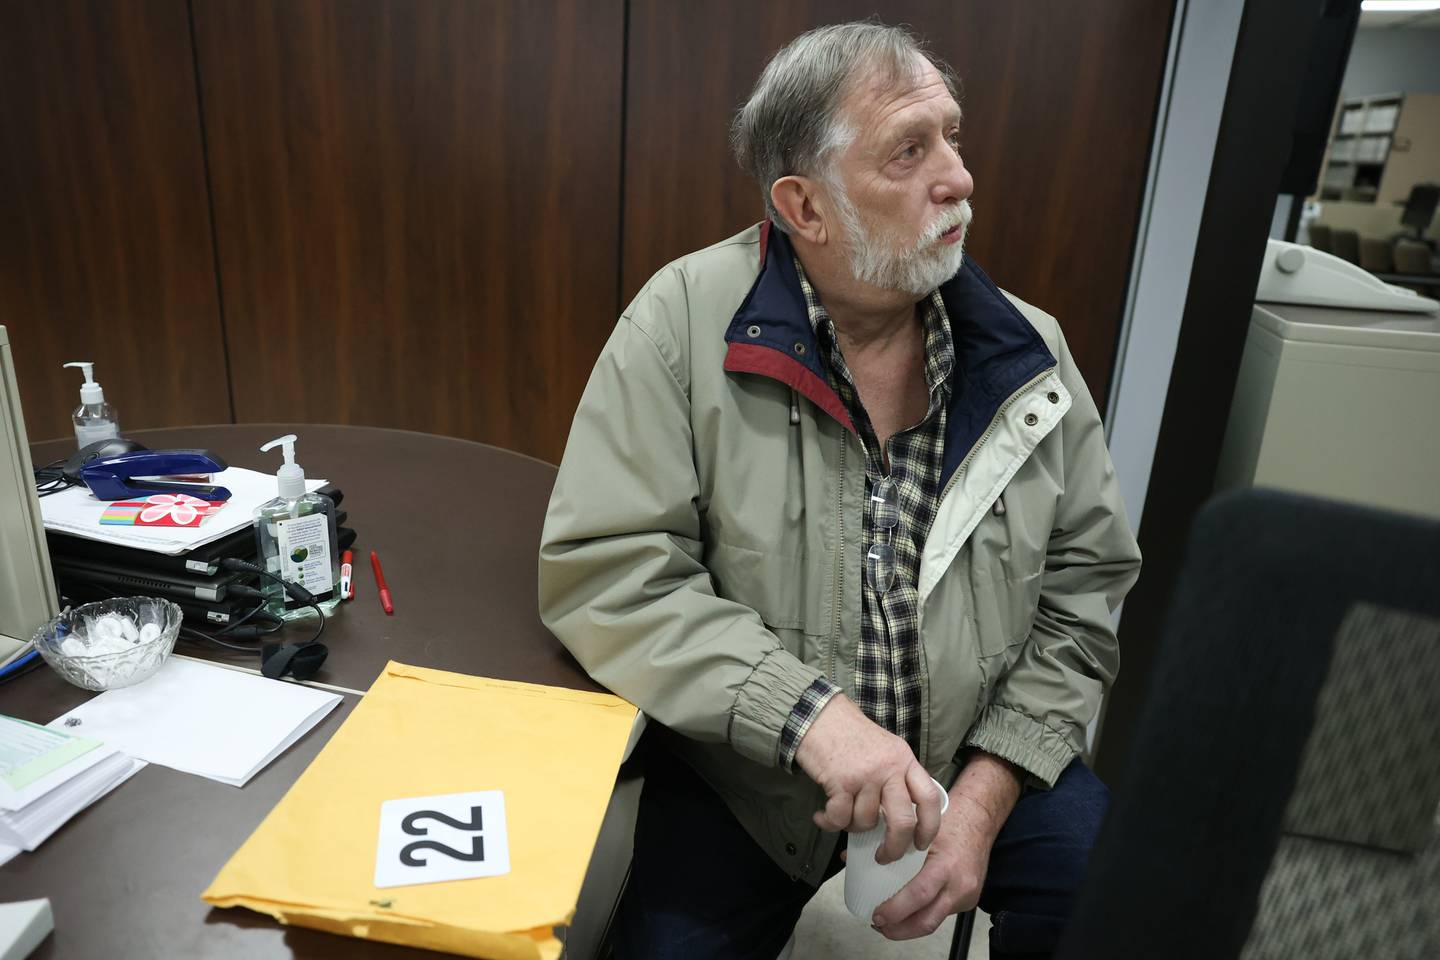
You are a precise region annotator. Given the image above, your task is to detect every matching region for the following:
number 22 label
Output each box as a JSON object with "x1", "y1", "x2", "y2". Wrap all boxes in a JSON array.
[{"x1": 375, "y1": 790, "x2": 511, "y2": 888}]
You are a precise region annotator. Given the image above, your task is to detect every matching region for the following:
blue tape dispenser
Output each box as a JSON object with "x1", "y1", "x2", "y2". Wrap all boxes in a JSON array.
[{"x1": 81, "y1": 449, "x2": 232, "y2": 502}]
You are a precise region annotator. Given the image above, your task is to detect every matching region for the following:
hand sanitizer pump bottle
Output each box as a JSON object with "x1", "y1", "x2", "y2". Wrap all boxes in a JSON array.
[
  {"x1": 254, "y1": 434, "x2": 341, "y2": 620},
  {"x1": 64, "y1": 361, "x2": 120, "y2": 448}
]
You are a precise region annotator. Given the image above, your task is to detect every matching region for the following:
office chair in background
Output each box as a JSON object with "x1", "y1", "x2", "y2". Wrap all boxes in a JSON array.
[
  {"x1": 1396, "y1": 183, "x2": 1438, "y2": 245},
  {"x1": 1056, "y1": 489, "x2": 1440, "y2": 960}
]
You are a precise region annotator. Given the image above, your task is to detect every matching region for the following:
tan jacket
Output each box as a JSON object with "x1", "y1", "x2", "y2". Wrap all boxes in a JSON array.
[{"x1": 539, "y1": 223, "x2": 1141, "y2": 884}]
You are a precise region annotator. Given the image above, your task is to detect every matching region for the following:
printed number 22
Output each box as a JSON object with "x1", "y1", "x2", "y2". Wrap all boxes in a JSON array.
[{"x1": 399, "y1": 806, "x2": 486, "y2": 866}]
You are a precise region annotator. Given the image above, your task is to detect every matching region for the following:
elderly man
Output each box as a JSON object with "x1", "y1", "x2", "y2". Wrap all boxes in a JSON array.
[{"x1": 539, "y1": 21, "x2": 1140, "y2": 960}]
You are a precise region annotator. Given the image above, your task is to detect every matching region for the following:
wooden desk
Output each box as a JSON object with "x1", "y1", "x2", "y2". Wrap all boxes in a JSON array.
[
  {"x1": 31, "y1": 423, "x2": 602, "y2": 694},
  {"x1": 3, "y1": 425, "x2": 637, "y2": 958}
]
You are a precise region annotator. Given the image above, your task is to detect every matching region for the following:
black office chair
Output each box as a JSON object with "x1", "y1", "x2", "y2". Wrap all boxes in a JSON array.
[
  {"x1": 1055, "y1": 489, "x2": 1440, "y2": 960},
  {"x1": 1396, "y1": 182, "x2": 1438, "y2": 243}
]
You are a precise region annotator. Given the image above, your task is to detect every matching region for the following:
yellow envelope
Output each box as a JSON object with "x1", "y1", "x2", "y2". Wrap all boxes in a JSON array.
[{"x1": 202, "y1": 660, "x2": 639, "y2": 960}]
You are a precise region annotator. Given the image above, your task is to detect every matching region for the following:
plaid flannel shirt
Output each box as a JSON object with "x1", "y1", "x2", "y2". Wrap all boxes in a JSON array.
[{"x1": 777, "y1": 257, "x2": 955, "y2": 770}]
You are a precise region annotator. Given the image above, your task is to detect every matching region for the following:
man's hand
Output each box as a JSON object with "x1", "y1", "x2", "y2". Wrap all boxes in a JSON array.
[
  {"x1": 794, "y1": 694, "x2": 941, "y2": 864},
  {"x1": 869, "y1": 752, "x2": 1023, "y2": 939}
]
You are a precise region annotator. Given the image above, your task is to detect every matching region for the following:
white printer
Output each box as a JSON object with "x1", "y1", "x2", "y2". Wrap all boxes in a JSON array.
[{"x1": 1216, "y1": 240, "x2": 1440, "y2": 519}]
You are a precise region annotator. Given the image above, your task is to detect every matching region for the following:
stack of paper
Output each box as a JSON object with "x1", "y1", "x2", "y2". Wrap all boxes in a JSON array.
[
  {"x1": 49, "y1": 657, "x2": 341, "y2": 787},
  {"x1": 0, "y1": 716, "x2": 144, "y2": 867},
  {"x1": 40, "y1": 467, "x2": 327, "y2": 556}
]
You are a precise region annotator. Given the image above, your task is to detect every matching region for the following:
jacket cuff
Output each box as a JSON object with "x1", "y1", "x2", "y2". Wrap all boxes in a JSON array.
[
  {"x1": 729, "y1": 647, "x2": 827, "y2": 768},
  {"x1": 778, "y1": 677, "x2": 842, "y2": 772},
  {"x1": 966, "y1": 703, "x2": 1078, "y2": 789}
]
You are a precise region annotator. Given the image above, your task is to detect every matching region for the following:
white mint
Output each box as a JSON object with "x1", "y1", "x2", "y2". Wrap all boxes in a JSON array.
[{"x1": 88, "y1": 616, "x2": 121, "y2": 641}]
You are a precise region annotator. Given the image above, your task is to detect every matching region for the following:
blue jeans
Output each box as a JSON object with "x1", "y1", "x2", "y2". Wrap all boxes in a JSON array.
[{"x1": 613, "y1": 749, "x2": 1108, "y2": 960}]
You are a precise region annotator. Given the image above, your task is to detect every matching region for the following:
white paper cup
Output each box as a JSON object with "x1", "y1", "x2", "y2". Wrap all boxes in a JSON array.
[{"x1": 843, "y1": 777, "x2": 949, "y2": 922}]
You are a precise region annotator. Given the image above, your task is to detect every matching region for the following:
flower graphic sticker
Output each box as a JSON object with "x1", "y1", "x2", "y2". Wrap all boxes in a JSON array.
[
  {"x1": 139, "y1": 494, "x2": 210, "y2": 526},
  {"x1": 100, "y1": 494, "x2": 228, "y2": 528}
]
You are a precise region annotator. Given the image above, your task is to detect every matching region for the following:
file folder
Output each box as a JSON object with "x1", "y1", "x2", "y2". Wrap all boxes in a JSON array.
[{"x1": 202, "y1": 661, "x2": 638, "y2": 960}]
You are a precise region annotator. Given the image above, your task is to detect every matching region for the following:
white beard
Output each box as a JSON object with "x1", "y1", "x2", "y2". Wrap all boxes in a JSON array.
[{"x1": 833, "y1": 193, "x2": 972, "y2": 299}]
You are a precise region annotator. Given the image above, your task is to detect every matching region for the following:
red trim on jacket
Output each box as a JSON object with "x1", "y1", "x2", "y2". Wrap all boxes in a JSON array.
[{"x1": 722, "y1": 342, "x2": 856, "y2": 435}]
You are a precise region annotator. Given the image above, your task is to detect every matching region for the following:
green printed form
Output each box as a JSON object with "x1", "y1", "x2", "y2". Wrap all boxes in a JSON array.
[{"x1": 0, "y1": 715, "x2": 101, "y2": 790}]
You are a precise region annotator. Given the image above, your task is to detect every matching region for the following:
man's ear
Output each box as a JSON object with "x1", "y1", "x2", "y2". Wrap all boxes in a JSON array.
[{"x1": 771, "y1": 175, "x2": 831, "y2": 245}]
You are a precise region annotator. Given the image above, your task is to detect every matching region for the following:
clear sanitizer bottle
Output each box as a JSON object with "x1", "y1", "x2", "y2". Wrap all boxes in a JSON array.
[
  {"x1": 64, "y1": 361, "x2": 120, "y2": 448},
  {"x1": 254, "y1": 434, "x2": 341, "y2": 621}
]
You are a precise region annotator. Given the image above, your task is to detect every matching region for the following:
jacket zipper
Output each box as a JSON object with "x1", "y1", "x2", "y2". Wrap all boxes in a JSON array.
[
  {"x1": 828, "y1": 435, "x2": 845, "y2": 682},
  {"x1": 913, "y1": 368, "x2": 1054, "y2": 768},
  {"x1": 935, "y1": 368, "x2": 1056, "y2": 507}
]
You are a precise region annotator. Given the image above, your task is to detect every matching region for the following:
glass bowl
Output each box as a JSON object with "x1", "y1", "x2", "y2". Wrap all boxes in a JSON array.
[{"x1": 33, "y1": 597, "x2": 182, "y2": 691}]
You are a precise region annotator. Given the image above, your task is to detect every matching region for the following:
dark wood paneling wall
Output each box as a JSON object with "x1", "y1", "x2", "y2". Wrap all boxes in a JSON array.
[
  {"x1": 622, "y1": 1, "x2": 1174, "y2": 406},
  {"x1": 1, "y1": 1, "x2": 1171, "y2": 459},
  {"x1": 191, "y1": 0, "x2": 624, "y2": 464},
  {"x1": 0, "y1": 0, "x2": 231, "y2": 445}
]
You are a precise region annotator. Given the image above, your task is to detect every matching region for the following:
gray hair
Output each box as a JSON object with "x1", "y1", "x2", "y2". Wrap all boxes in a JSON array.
[{"x1": 731, "y1": 21, "x2": 959, "y2": 233}]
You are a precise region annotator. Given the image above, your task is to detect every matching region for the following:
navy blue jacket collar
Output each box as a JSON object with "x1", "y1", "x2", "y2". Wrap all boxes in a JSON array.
[{"x1": 723, "y1": 222, "x2": 1058, "y2": 488}]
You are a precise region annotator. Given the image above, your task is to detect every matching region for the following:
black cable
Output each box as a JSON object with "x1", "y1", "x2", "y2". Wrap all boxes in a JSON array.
[
  {"x1": 215, "y1": 596, "x2": 269, "y2": 636},
  {"x1": 309, "y1": 605, "x2": 326, "y2": 646},
  {"x1": 226, "y1": 583, "x2": 263, "y2": 601},
  {"x1": 174, "y1": 575, "x2": 315, "y2": 651},
  {"x1": 178, "y1": 626, "x2": 264, "y2": 653},
  {"x1": 34, "y1": 458, "x2": 74, "y2": 497},
  {"x1": 218, "y1": 558, "x2": 327, "y2": 646},
  {"x1": 176, "y1": 593, "x2": 280, "y2": 653},
  {"x1": 178, "y1": 611, "x2": 289, "y2": 650}
]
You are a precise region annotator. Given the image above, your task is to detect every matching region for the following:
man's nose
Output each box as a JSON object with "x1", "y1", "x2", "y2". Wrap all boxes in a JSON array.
[{"x1": 931, "y1": 148, "x2": 974, "y2": 207}]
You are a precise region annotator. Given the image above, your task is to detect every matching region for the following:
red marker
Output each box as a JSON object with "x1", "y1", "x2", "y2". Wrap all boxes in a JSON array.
[
  {"x1": 340, "y1": 549, "x2": 354, "y2": 600},
  {"x1": 370, "y1": 550, "x2": 393, "y2": 615}
]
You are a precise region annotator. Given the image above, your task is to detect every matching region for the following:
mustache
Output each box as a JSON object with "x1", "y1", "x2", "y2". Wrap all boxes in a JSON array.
[{"x1": 921, "y1": 199, "x2": 973, "y2": 245}]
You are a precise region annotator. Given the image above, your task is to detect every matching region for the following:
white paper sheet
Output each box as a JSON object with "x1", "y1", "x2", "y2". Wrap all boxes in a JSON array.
[
  {"x1": 40, "y1": 467, "x2": 327, "y2": 556},
  {"x1": 48, "y1": 658, "x2": 341, "y2": 787},
  {"x1": 0, "y1": 731, "x2": 118, "y2": 814},
  {"x1": 0, "y1": 754, "x2": 144, "y2": 850}
]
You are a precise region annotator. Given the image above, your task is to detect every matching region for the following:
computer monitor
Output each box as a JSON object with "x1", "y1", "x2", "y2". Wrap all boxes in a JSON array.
[{"x1": 0, "y1": 325, "x2": 60, "y2": 655}]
